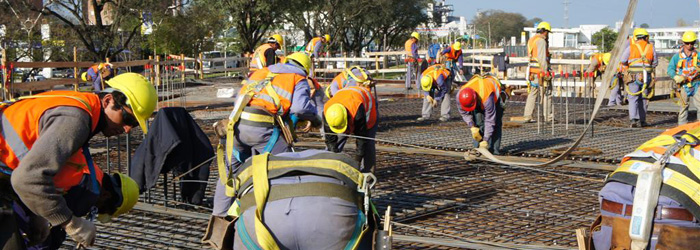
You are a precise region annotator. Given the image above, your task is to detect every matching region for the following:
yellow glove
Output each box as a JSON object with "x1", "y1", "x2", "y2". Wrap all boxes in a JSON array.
[
  {"x1": 674, "y1": 75, "x2": 686, "y2": 84},
  {"x1": 479, "y1": 141, "x2": 488, "y2": 149},
  {"x1": 470, "y1": 127, "x2": 482, "y2": 141},
  {"x1": 427, "y1": 96, "x2": 437, "y2": 107}
]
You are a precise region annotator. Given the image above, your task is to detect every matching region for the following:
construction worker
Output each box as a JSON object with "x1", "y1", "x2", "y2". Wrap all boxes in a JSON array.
[
  {"x1": 325, "y1": 66, "x2": 373, "y2": 98},
  {"x1": 81, "y1": 62, "x2": 114, "y2": 92},
  {"x1": 226, "y1": 150, "x2": 376, "y2": 249},
  {"x1": 523, "y1": 21, "x2": 553, "y2": 123},
  {"x1": 440, "y1": 41, "x2": 464, "y2": 81},
  {"x1": 457, "y1": 75, "x2": 505, "y2": 155},
  {"x1": 590, "y1": 122, "x2": 700, "y2": 250},
  {"x1": 0, "y1": 72, "x2": 156, "y2": 248},
  {"x1": 427, "y1": 42, "x2": 442, "y2": 65},
  {"x1": 621, "y1": 28, "x2": 657, "y2": 128},
  {"x1": 305, "y1": 34, "x2": 330, "y2": 59},
  {"x1": 405, "y1": 32, "x2": 420, "y2": 90},
  {"x1": 669, "y1": 31, "x2": 700, "y2": 125},
  {"x1": 585, "y1": 53, "x2": 620, "y2": 106},
  {"x1": 324, "y1": 86, "x2": 378, "y2": 172},
  {"x1": 417, "y1": 64, "x2": 451, "y2": 122},
  {"x1": 212, "y1": 52, "x2": 322, "y2": 218},
  {"x1": 249, "y1": 34, "x2": 284, "y2": 75}
]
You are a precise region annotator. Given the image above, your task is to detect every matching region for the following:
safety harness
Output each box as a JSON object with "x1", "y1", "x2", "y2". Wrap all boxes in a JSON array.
[
  {"x1": 325, "y1": 66, "x2": 371, "y2": 98},
  {"x1": 675, "y1": 51, "x2": 700, "y2": 97},
  {"x1": 225, "y1": 152, "x2": 376, "y2": 250}
]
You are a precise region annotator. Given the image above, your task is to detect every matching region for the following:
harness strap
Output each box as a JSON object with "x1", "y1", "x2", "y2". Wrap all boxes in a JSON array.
[
  {"x1": 238, "y1": 182, "x2": 361, "y2": 213},
  {"x1": 250, "y1": 153, "x2": 280, "y2": 250},
  {"x1": 81, "y1": 145, "x2": 100, "y2": 196}
]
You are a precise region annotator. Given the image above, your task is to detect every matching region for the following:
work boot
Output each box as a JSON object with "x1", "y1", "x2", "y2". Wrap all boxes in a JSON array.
[
  {"x1": 439, "y1": 117, "x2": 449, "y2": 122},
  {"x1": 641, "y1": 121, "x2": 650, "y2": 127},
  {"x1": 630, "y1": 120, "x2": 640, "y2": 128},
  {"x1": 416, "y1": 117, "x2": 427, "y2": 121}
]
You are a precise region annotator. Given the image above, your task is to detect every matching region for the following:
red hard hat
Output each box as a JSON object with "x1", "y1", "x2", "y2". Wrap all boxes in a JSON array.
[{"x1": 458, "y1": 87, "x2": 477, "y2": 112}]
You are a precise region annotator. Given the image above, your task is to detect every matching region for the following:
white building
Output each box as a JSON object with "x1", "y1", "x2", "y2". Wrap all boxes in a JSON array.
[
  {"x1": 644, "y1": 27, "x2": 699, "y2": 49},
  {"x1": 524, "y1": 25, "x2": 608, "y2": 49},
  {"x1": 418, "y1": 0, "x2": 467, "y2": 39}
]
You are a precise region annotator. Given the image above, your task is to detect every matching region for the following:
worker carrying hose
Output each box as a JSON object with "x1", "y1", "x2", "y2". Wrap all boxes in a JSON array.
[
  {"x1": 324, "y1": 86, "x2": 378, "y2": 172},
  {"x1": 0, "y1": 73, "x2": 156, "y2": 249},
  {"x1": 417, "y1": 64, "x2": 452, "y2": 122},
  {"x1": 621, "y1": 28, "x2": 657, "y2": 128},
  {"x1": 207, "y1": 52, "x2": 322, "y2": 241},
  {"x1": 249, "y1": 34, "x2": 284, "y2": 76},
  {"x1": 457, "y1": 75, "x2": 506, "y2": 155},
  {"x1": 439, "y1": 42, "x2": 464, "y2": 81},
  {"x1": 325, "y1": 66, "x2": 373, "y2": 98},
  {"x1": 589, "y1": 122, "x2": 700, "y2": 250},
  {"x1": 81, "y1": 62, "x2": 114, "y2": 92},
  {"x1": 668, "y1": 31, "x2": 700, "y2": 125},
  {"x1": 523, "y1": 21, "x2": 553, "y2": 123},
  {"x1": 405, "y1": 32, "x2": 421, "y2": 90}
]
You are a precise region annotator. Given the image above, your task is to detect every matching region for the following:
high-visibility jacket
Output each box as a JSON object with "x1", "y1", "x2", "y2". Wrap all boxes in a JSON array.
[
  {"x1": 591, "y1": 53, "x2": 604, "y2": 69},
  {"x1": 527, "y1": 34, "x2": 550, "y2": 74},
  {"x1": 242, "y1": 67, "x2": 305, "y2": 116},
  {"x1": 628, "y1": 40, "x2": 654, "y2": 73},
  {"x1": 405, "y1": 39, "x2": 417, "y2": 58},
  {"x1": 422, "y1": 64, "x2": 450, "y2": 87},
  {"x1": 675, "y1": 51, "x2": 700, "y2": 82},
  {"x1": 250, "y1": 44, "x2": 274, "y2": 72},
  {"x1": 0, "y1": 91, "x2": 104, "y2": 192},
  {"x1": 607, "y1": 122, "x2": 700, "y2": 219},
  {"x1": 443, "y1": 47, "x2": 462, "y2": 61},
  {"x1": 324, "y1": 86, "x2": 377, "y2": 132},
  {"x1": 306, "y1": 37, "x2": 323, "y2": 55},
  {"x1": 459, "y1": 75, "x2": 502, "y2": 107}
]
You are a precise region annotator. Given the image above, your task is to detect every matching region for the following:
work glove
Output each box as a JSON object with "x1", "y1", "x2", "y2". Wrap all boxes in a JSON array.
[
  {"x1": 479, "y1": 141, "x2": 488, "y2": 149},
  {"x1": 427, "y1": 96, "x2": 437, "y2": 107},
  {"x1": 470, "y1": 127, "x2": 482, "y2": 142},
  {"x1": 674, "y1": 75, "x2": 686, "y2": 84},
  {"x1": 63, "y1": 216, "x2": 96, "y2": 248}
]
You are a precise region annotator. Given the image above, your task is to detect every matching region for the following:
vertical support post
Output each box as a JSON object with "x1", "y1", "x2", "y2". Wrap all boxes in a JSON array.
[
  {"x1": 199, "y1": 53, "x2": 203, "y2": 79},
  {"x1": 1, "y1": 48, "x2": 6, "y2": 101},
  {"x1": 181, "y1": 53, "x2": 186, "y2": 107},
  {"x1": 580, "y1": 53, "x2": 585, "y2": 82},
  {"x1": 148, "y1": 56, "x2": 154, "y2": 83},
  {"x1": 156, "y1": 56, "x2": 161, "y2": 109},
  {"x1": 73, "y1": 47, "x2": 78, "y2": 91}
]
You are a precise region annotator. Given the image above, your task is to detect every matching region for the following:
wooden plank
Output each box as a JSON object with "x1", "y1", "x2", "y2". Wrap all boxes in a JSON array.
[
  {"x1": 575, "y1": 228, "x2": 587, "y2": 250},
  {"x1": 12, "y1": 61, "x2": 93, "y2": 68},
  {"x1": 317, "y1": 57, "x2": 383, "y2": 62},
  {"x1": 203, "y1": 57, "x2": 249, "y2": 63},
  {"x1": 11, "y1": 79, "x2": 75, "y2": 91},
  {"x1": 112, "y1": 60, "x2": 152, "y2": 68},
  {"x1": 204, "y1": 67, "x2": 248, "y2": 74}
]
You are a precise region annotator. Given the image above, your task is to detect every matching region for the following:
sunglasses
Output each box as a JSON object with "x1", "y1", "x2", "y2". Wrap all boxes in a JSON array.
[
  {"x1": 685, "y1": 42, "x2": 696, "y2": 46},
  {"x1": 121, "y1": 107, "x2": 140, "y2": 127}
]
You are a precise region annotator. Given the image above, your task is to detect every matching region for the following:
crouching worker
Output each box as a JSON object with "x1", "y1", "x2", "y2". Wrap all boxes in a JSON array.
[
  {"x1": 417, "y1": 64, "x2": 452, "y2": 122},
  {"x1": 81, "y1": 63, "x2": 114, "y2": 92},
  {"x1": 589, "y1": 122, "x2": 700, "y2": 250},
  {"x1": 324, "y1": 86, "x2": 378, "y2": 172},
  {"x1": 0, "y1": 73, "x2": 156, "y2": 249},
  {"x1": 207, "y1": 150, "x2": 378, "y2": 249},
  {"x1": 457, "y1": 75, "x2": 506, "y2": 155},
  {"x1": 325, "y1": 66, "x2": 373, "y2": 98}
]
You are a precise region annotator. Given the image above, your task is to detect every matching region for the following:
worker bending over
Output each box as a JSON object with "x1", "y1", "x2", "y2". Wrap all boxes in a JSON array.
[
  {"x1": 523, "y1": 22, "x2": 553, "y2": 123},
  {"x1": 669, "y1": 31, "x2": 700, "y2": 125},
  {"x1": 324, "y1": 86, "x2": 378, "y2": 172},
  {"x1": 326, "y1": 66, "x2": 373, "y2": 98},
  {"x1": 0, "y1": 73, "x2": 156, "y2": 249},
  {"x1": 457, "y1": 75, "x2": 506, "y2": 155},
  {"x1": 250, "y1": 34, "x2": 284, "y2": 75},
  {"x1": 590, "y1": 122, "x2": 700, "y2": 249},
  {"x1": 417, "y1": 64, "x2": 452, "y2": 122},
  {"x1": 439, "y1": 42, "x2": 463, "y2": 81},
  {"x1": 621, "y1": 28, "x2": 657, "y2": 128},
  {"x1": 81, "y1": 62, "x2": 114, "y2": 92}
]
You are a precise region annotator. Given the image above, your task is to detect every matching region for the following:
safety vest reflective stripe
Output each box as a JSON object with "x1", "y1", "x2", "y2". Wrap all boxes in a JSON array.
[
  {"x1": 271, "y1": 85, "x2": 292, "y2": 101},
  {"x1": 251, "y1": 44, "x2": 273, "y2": 70},
  {"x1": 306, "y1": 38, "x2": 322, "y2": 54},
  {"x1": 1, "y1": 114, "x2": 28, "y2": 161},
  {"x1": 423, "y1": 65, "x2": 450, "y2": 83},
  {"x1": 461, "y1": 75, "x2": 501, "y2": 105},
  {"x1": 676, "y1": 52, "x2": 699, "y2": 82},
  {"x1": 245, "y1": 69, "x2": 302, "y2": 115},
  {"x1": 344, "y1": 87, "x2": 373, "y2": 125},
  {"x1": 628, "y1": 41, "x2": 654, "y2": 72}
]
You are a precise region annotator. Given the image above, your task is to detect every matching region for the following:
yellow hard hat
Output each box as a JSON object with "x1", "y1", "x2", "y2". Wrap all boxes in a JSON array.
[
  {"x1": 81, "y1": 72, "x2": 88, "y2": 82},
  {"x1": 682, "y1": 31, "x2": 698, "y2": 43},
  {"x1": 346, "y1": 66, "x2": 370, "y2": 84},
  {"x1": 602, "y1": 53, "x2": 611, "y2": 65},
  {"x1": 536, "y1": 22, "x2": 551, "y2": 32},
  {"x1": 421, "y1": 75, "x2": 433, "y2": 92},
  {"x1": 452, "y1": 42, "x2": 461, "y2": 51},
  {"x1": 286, "y1": 52, "x2": 312, "y2": 74},
  {"x1": 269, "y1": 34, "x2": 284, "y2": 46},
  {"x1": 97, "y1": 173, "x2": 139, "y2": 223},
  {"x1": 633, "y1": 28, "x2": 649, "y2": 38},
  {"x1": 323, "y1": 34, "x2": 331, "y2": 43},
  {"x1": 411, "y1": 32, "x2": 420, "y2": 40},
  {"x1": 105, "y1": 73, "x2": 157, "y2": 134},
  {"x1": 325, "y1": 103, "x2": 348, "y2": 134}
]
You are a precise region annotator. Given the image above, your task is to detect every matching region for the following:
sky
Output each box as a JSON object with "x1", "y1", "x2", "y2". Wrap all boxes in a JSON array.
[{"x1": 449, "y1": 0, "x2": 700, "y2": 28}]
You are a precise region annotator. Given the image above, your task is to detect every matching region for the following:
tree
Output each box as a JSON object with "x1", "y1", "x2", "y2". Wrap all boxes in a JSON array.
[
  {"x1": 677, "y1": 18, "x2": 689, "y2": 27},
  {"x1": 370, "y1": 0, "x2": 429, "y2": 51},
  {"x1": 640, "y1": 23, "x2": 649, "y2": 28},
  {"x1": 147, "y1": 0, "x2": 225, "y2": 56},
  {"x1": 525, "y1": 17, "x2": 543, "y2": 28},
  {"x1": 472, "y1": 10, "x2": 529, "y2": 47},
  {"x1": 224, "y1": 0, "x2": 281, "y2": 54},
  {"x1": 592, "y1": 28, "x2": 617, "y2": 52}
]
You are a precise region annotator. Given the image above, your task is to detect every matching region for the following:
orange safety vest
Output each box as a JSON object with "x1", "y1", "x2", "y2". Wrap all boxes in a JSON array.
[
  {"x1": 306, "y1": 37, "x2": 323, "y2": 55},
  {"x1": 628, "y1": 40, "x2": 654, "y2": 73},
  {"x1": 443, "y1": 47, "x2": 462, "y2": 61},
  {"x1": 324, "y1": 86, "x2": 377, "y2": 132},
  {"x1": 0, "y1": 91, "x2": 104, "y2": 192},
  {"x1": 422, "y1": 64, "x2": 450, "y2": 84},
  {"x1": 459, "y1": 75, "x2": 501, "y2": 106},
  {"x1": 405, "y1": 39, "x2": 416, "y2": 58},
  {"x1": 592, "y1": 53, "x2": 604, "y2": 68},
  {"x1": 676, "y1": 51, "x2": 700, "y2": 81},
  {"x1": 251, "y1": 44, "x2": 274, "y2": 71},
  {"x1": 242, "y1": 68, "x2": 305, "y2": 116},
  {"x1": 527, "y1": 34, "x2": 550, "y2": 74}
]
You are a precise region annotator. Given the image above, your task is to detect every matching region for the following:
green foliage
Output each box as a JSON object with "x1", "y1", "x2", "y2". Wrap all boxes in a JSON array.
[
  {"x1": 147, "y1": 0, "x2": 226, "y2": 56},
  {"x1": 224, "y1": 0, "x2": 281, "y2": 53},
  {"x1": 473, "y1": 10, "x2": 529, "y2": 47},
  {"x1": 592, "y1": 28, "x2": 617, "y2": 52}
]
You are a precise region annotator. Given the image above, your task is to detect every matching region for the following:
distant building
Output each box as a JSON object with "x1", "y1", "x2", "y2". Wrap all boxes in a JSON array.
[
  {"x1": 524, "y1": 25, "x2": 608, "y2": 49},
  {"x1": 417, "y1": 0, "x2": 467, "y2": 40},
  {"x1": 644, "y1": 27, "x2": 699, "y2": 49}
]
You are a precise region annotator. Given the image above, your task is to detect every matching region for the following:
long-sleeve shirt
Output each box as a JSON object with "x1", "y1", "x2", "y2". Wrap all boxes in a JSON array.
[
  {"x1": 324, "y1": 105, "x2": 372, "y2": 171},
  {"x1": 11, "y1": 106, "x2": 101, "y2": 226},
  {"x1": 620, "y1": 43, "x2": 658, "y2": 68},
  {"x1": 457, "y1": 92, "x2": 497, "y2": 142},
  {"x1": 267, "y1": 63, "x2": 321, "y2": 124},
  {"x1": 667, "y1": 51, "x2": 700, "y2": 83},
  {"x1": 585, "y1": 56, "x2": 602, "y2": 73},
  {"x1": 307, "y1": 38, "x2": 324, "y2": 58},
  {"x1": 422, "y1": 72, "x2": 450, "y2": 102},
  {"x1": 440, "y1": 47, "x2": 463, "y2": 68},
  {"x1": 428, "y1": 44, "x2": 441, "y2": 60},
  {"x1": 409, "y1": 42, "x2": 418, "y2": 59}
]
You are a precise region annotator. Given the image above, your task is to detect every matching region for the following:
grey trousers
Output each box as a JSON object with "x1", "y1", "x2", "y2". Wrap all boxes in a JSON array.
[
  {"x1": 626, "y1": 80, "x2": 649, "y2": 122},
  {"x1": 523, "y1": 77, "x2": 552, "y2": 121},
  {"x1": 679, "y1": 88, "x2": 700, "y2": 125},
  {"x1": 405, "y1": 62, "x2": 418, "y2": 89},
  {"x1": 608, "y1": 77, "x2": 623, "y2": 106},
  {"x1": 421, "y1": 94, "x2": 451, "y2": 119}
]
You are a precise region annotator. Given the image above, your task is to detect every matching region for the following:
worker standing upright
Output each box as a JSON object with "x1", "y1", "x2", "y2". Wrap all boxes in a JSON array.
[
  {"x1": 249, "y1": 34, "x2": 284, "y2": 76},
  {"x1": 0, "y1": 73, "x2": 156, "y2": 249},
  {"x1": 589, "y1": 122, "x2": 700, "y2": 250},
  {"x1": 417, "y1": 64, "x2": 451, "y2": 122},
  {"x1": 621, "y1": 28, "x2": 657, "y2": 128},
  {"x1": 324, "y1": 86, "x2": 378, "y2": 172},
  {"x1": 81, "y1": 62, "x2": 114, "y2": 92},
  {"x1": 211, "y1": 52, "x2": 322, "y2": 219},
  {"x1": 523, "y1": 21, "x2": 552, "y2": 123},
  {"x1": 325, "y1": 66, "x2": 373, "y2": 98},
  {"x1": 305, "y1": 34, "x2": 330, "y2": 76},
  {"x1": 427, "y1": 42, "x2": 442, "y2": 65},
  {"x1": 457, "y1": 75, "x2": 505, "y2": 155},
  {"x1": 440, "y1": 42, "x2": 464, "y2": 81},
  {"x1": 669, "y1": 31, "x2": 700, "y2": 125},
  {"x1": 405, "y1": 32, "x2": 420, "y2": 90}
]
